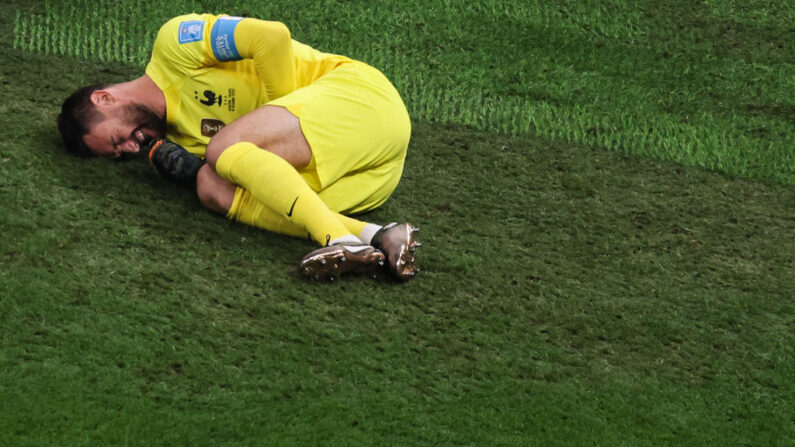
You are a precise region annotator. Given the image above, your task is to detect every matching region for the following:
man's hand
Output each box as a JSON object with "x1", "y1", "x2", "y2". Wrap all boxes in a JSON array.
[{"x1": 147, "y1": 139, "x2": 205, "y2": 184}]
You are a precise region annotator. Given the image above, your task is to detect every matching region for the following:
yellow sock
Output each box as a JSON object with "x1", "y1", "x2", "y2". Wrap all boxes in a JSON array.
[
  {"x1": 216, "y1": 142, "x2": 353, "y2": 245},
  {"x1": 335, "y1": 213, "x2": 368, "y2": 240},
  {"x1": 228, "y1": 187, "x2": 372, "y2": 242},
  {"x1": 227, "y1": 187, "x2": 310, "y2": 239}
]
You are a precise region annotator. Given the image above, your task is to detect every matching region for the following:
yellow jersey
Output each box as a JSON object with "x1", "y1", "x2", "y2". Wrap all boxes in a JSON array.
[{"x1": 145, "y1": 13, "x2": 352, "y2": 156}]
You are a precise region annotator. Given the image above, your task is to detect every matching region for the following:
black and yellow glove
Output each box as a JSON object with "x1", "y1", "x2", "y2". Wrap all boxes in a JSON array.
[{"x1": 147, "y1": 139, "x2": 205, "y2": 184}]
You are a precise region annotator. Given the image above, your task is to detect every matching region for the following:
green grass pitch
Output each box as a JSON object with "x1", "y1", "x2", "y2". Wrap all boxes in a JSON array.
[{"x1": 1, "y1": 0, "x2": 793, "y2": 445}]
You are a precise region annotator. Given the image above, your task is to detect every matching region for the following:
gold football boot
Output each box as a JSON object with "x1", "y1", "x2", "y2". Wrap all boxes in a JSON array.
[
  {"x1": 299, "y1": 244, "x2": 386, "y2": 281},
  {"x1": 371, "y1": 223, "x2": 422, "y2": 281}
]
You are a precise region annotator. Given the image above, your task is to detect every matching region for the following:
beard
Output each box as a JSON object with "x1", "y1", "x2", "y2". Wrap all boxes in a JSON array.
[
  {"x1": 124, "y1": 103, "x2": 166, "y2": 145},
  {"x1": 115, "y1": 103, "x2": 166, "y2": 161}
]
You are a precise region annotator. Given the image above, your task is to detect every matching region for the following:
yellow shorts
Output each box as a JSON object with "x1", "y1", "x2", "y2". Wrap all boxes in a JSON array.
[{"x1": 268, "y1": 61, "x2": 411, "y2": 214}]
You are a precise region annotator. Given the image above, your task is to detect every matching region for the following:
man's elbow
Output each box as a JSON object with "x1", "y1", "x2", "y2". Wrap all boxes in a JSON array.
[
  {"x1": 260, "y1": 19, "x2": 291, "y2": 45},
  {"x1": 238, "y1": 18, "x2": 292, "y2": 53}
]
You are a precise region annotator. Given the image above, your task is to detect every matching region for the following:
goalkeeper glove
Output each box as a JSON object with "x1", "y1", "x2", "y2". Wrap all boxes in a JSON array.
[{"x1": 147, "y1": 139, "x2": 205, "y2": 184}]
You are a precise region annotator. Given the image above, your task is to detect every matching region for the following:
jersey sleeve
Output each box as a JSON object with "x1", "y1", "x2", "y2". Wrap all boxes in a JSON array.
[
  {"x1": 145, "y1": 14, "x2": 215, "y2": 88},
  {"x1": 148, "y1": 14, "x2": 298, "y2": 101},
  {"x1": 207, "y1": 17, "x2": 298, "y2": 100}
]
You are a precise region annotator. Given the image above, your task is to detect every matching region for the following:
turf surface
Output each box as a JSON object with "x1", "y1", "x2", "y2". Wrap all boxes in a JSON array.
[
  {"x1": 13, "y1": 0, "x2": 795, "y2": 183},
  {"x1": 1, "y1": 1, "x2": 793, "y2": 445}
]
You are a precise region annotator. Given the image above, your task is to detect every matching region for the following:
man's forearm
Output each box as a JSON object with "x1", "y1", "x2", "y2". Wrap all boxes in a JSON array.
[{"x1": 211, "y1": 17, "x2": 297, "y2": 100}]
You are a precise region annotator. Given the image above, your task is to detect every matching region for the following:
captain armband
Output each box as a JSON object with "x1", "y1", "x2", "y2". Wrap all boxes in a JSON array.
[{"x1": 211, "y1": 16, "x2": 244, "y2": 61}]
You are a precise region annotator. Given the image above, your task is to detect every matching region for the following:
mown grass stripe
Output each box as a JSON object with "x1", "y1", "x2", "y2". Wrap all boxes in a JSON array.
[
  {"x1": 2, "y1": 1, "x2": 794, "y2": 443},
  {"x1": 12, "y1": 0, "x2": 794, "y2": 184}
]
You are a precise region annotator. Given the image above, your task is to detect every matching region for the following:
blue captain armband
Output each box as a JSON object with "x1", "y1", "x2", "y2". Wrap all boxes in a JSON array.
[{"x1": 211, "y1": 16, "x2": 244, "y2": 61}]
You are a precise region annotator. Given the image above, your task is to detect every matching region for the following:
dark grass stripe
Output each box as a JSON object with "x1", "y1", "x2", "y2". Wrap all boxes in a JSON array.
[{"x1": 13, "y1": 0, "x2": 795, "y2": 183}]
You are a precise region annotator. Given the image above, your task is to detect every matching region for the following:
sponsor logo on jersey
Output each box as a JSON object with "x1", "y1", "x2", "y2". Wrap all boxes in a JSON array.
[
  {"x1": 200, "y1": 119, "x2": 226, "y2": 137},
  {"x1": 211, "y1": 16, "x2": 244, "y2": 61},
  {"x1": 178, "y1": 20, "x2": 204, "y2": 44}
]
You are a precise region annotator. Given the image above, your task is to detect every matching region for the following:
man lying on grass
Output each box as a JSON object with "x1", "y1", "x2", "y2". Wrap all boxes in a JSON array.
[{"x1": 56, "y1": 13, "x2": 421, "y2": 282}]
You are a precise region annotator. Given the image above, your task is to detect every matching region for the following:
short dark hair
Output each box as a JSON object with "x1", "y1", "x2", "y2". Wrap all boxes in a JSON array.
[{"x1": 57, "y1": 84, "x2": 108, "y2": 158}]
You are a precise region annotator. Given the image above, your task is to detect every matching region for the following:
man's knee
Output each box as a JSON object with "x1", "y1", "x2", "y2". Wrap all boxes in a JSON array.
[
  {"x1": 205, "y1": 129, "x2": 237, "y2": 169},
  {"x1": 196, "y1": 164, "x2": 236, "y2": 214},
  {"x1": 205, "y1": 105, "x2": 312, "y2": 169}
]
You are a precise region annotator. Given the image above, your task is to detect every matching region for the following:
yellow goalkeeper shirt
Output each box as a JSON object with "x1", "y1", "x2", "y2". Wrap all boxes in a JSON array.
[{"x1": 145, "y1": 13, "x2": 352, "y2": 156}]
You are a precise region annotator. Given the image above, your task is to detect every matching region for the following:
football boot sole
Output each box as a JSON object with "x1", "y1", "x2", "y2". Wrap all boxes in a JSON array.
[{"x1": 299, "y1": 244, "x2": 386, "y2": 281}]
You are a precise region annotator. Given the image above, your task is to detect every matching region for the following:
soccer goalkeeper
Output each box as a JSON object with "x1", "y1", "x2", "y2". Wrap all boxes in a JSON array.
[{"x1": 57, "y1": 14, "x2": 420, "y2": 281}]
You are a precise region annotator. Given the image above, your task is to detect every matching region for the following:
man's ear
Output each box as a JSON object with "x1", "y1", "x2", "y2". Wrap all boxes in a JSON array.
[{"x1": 90, "y1": 89, "x2": 115, "y2": 107}]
